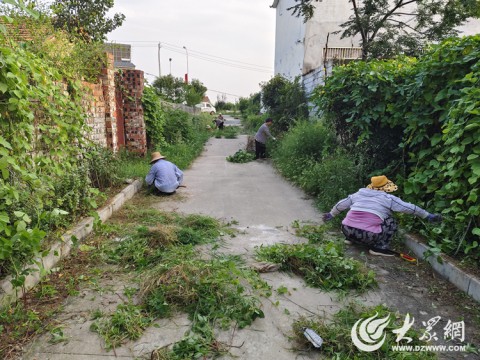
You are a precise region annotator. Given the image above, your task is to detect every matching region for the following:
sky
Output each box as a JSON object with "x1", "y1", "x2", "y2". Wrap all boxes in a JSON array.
[{"x1": 106, "y1": 0, "x2": 276, "y2": 104}]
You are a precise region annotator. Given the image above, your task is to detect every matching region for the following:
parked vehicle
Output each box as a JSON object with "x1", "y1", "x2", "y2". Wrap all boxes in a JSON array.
[{"x1": 197, "y1": 102, "x2": 216, "y2": 114}]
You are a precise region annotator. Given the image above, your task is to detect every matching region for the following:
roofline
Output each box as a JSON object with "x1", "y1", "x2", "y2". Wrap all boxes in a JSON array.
[{"x1": 271, "y1": 0, "x2": 279, "y2": 9}]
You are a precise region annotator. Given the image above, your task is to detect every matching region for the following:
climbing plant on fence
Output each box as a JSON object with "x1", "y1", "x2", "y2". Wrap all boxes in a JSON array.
[
  {"x1": 312, "y1": 35, "x2": 480, "y2": 259},
  {"x1": 0, "y1": 42, "x2": 96, "y2": 277},
  {"x1": 142, "y1": 85, "x2": 166, "y2": 149}
]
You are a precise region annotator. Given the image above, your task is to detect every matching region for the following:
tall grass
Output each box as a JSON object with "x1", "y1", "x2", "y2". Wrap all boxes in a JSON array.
[
  {"x1": 115, "y1": 110, "x2": 211, "y2": 179},
  {"x1": 272, "y1": 120, "x2": 365, "y2": 210}
]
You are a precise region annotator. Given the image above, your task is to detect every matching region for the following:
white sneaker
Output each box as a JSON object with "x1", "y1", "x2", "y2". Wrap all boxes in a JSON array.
[{"x1": 369, "y1": 249, "x2": 394, "y2": 257}]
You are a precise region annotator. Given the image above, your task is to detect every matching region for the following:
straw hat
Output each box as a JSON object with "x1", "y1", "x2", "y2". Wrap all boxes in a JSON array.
[
  {"x1": 367, "y1": 175, "x2": 398, "y2": 192},
  {"x1": 150, "y1": 151, "x2": 166, "y2": 163}
]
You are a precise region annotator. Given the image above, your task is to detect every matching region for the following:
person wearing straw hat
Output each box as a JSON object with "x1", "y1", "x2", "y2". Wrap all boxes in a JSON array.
[
  {"x1": 322, "y1": 175, "x2": 442, "y2": 256},
  {"x1": 145, "y1": 151, "x2": 184, "y2": 195}
]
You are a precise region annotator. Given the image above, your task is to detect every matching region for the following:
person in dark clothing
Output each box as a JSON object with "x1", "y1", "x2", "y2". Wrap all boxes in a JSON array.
[
  {"x1": 254, "y1": 118, "x2": 275, "y2": 159},
  {"x1": 213, "y1": 114, "x2": 225, "y2": 130}
]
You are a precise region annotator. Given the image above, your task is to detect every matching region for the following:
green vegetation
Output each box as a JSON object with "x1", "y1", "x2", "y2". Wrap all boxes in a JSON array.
[
  {"x1": 90, "y1": 206, "x2": 270, "y2": 356},
  {"x1": 292, "y1": 303, "x2": 436, "y2": 359},
  {"x1": 0, "y1": 41, "x2": 94, "y2": 277},
  {"x1": 90, "y1": 302, "x2": 152, "y2": 350},
  {"x1": 255, "y1": 242, "x2": 376, "y2": 292},
  {"x1": 152, "y1": 75, "x2": 207, "y2": 106},
  {"x1": 261, "y1": 75, "x2": 309, "y2": 132},
  {"x1": 50, "y1": 0, "x2": 125, "y2": 42},
  {"x1": 312, "y1": 35, "x2": 480, "y2": 260},
  {"x1": 251, "y1": 35, "x2": 480, "y2": 262},
  {"x1": 0, "y1": 6, "x2": 212, "y2": 281},
  {"x1": 271, "y1": 121, "x2": 363, "y2": 211},
  {"x1": 226, "y1": 149, "x2": 255, "y2": 163}
]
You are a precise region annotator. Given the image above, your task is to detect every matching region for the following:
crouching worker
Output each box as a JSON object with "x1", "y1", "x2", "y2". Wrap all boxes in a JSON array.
[
  {"x1": 145, "y1": 152, "x2": 184, "y2": 195},
  {"x1": 322, "y1": 175, "x2": 442, "y2": 256}
]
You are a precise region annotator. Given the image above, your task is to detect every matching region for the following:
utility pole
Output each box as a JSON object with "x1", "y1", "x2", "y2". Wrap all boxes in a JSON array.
[
  {"x1": 158, "y1": 42, "x2": 161, "y2": 77},
  {"x1": 182, "y1": 46, "x2": 189, "y2": 84},
  {"x1": 169, "y1": 58, "x2": 172, "y2": 75}
]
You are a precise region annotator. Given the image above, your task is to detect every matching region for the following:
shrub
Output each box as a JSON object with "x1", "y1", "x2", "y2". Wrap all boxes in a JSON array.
[
  {"x1": 272, "y1": 121, "x2": 337, "y2": 183},
  {"x1": 261, "y1": 75, "x2": 309, "y2": 132},
  {"x1": 301, "y1": 153, "x2": 365, "y2": 211},
  {"x1": 311, "y1": 35, "x2": 480, "y2": 259},
  {"x1": 242, "y1": 114, "x2": 266, "y2": 134}
]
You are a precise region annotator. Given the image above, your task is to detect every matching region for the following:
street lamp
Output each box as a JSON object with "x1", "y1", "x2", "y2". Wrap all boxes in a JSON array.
[
  {"x1": 182, "y1": 46, "x2": 189, "y2": 84},
  {"x1": 169, "y1": 58, "x2": 172, "y2": 75}
]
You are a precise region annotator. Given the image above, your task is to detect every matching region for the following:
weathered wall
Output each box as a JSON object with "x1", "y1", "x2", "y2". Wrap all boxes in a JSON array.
[
  {"x1": 82, "y1": 53, "x2": 147, "y2": 155},
  {"x1": 83, "y1": 81, "x2": 108, "y2": 148},
  {"x1": 116, "y1": 69, "x2": 147, "y2": 155},
  {"x1": 101, "y1": 53, "x2": 118, "y2": 152}
]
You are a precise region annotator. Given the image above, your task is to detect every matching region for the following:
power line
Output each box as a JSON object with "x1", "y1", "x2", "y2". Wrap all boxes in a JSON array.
[{"x1": 109, "y1": 40, "x2": 273, "y2": 73}]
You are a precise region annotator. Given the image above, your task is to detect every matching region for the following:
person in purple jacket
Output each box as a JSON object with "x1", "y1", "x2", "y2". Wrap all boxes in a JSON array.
[{"x1": 322, "y1": 175, "x2": 442, "y2": 256}]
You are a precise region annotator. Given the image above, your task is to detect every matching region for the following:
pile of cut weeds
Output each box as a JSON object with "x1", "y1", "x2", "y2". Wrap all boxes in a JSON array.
[{"x1": 88, "y1": 203, "x2": 271, "y2": 357}]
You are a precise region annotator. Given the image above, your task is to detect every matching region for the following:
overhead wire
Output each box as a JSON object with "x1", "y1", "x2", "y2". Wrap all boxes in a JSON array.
[
  {"x1": 110, "y1": 40, "x2": 271, "y2": 99},
  {"x1": 108, "y1": 40, "x2": 273, "y2": 73}
]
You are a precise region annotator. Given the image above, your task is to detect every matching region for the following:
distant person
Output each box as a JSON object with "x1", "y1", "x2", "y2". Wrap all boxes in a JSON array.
[
  {"x1": 322, "y1": 175, "x2": 442, "y2": 256},
  {"x1": 254, "y1": 118, "x2": 275, "y2": 159},
  {"x1": 145, "y1": 152, "x2": 184, "y2": 195},
  {"x1": 213, "y1": 113, "x2": 225, "y2": 130}
]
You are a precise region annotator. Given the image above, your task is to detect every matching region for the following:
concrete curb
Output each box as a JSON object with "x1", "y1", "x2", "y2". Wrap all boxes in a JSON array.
[
  {"x1": 0, "y1": 179, "x2": 143, "y2": 307},
  {"x1": 403, "y1": 233, "x2": 480, "y2": 303}
]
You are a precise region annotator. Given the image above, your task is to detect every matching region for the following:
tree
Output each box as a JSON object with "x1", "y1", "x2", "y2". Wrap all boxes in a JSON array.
[
  {"x1": 152, "y1": 75, "x2": 186, "y2": 103},
  {"x1": 238, "y1": 93, "x2": 261, "y2": 117},
  {"x1": 50, "y1": 0, "x2": 125, "y2": 42},
  {"x1": 289, "y1": 0, "x2": 480, "y2": 59},
  {"x1": 152, "y1": 75, "x2": 207, "y2": 106},
  {"x1": 184, "y1": 79, "x2": 207, "y2": 106},
  {"x1": 261, "y1": 75, "x2": 308, "y2": 132}
]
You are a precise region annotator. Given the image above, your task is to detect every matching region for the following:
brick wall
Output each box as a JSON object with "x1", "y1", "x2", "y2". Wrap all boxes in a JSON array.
[
  {"x1": 115, "y1": 69, "x2": 147, "y2": 155},
  {"x1": 81, "y1": 53, "x2": 147, "y2": 155},
  {"x1": 101, "y1": 53, "x2": 118, "y2": 152},
  {"x1": 83, "y1": 81, "x2": 108, "y2": 148}
]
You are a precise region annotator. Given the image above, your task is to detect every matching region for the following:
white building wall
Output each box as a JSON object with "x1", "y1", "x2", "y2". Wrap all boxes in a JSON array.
[
  {"x1": 271, "y1": 1, "x2": 480, "y2": 101},
  {"x1": 303, "y1": 0, "x2": 360, "y2": 74},
  {"x1": 271, "y1": 0, "x2": 306, "y2": 80}
]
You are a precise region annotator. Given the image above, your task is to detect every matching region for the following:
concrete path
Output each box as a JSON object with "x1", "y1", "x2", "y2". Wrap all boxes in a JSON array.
[{"x1": 21, "y1": 119, "x2": 479, "y2": 359}]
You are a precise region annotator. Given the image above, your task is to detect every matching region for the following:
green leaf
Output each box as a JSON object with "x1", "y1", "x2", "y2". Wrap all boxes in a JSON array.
[
  {"x1": 0, "y1": 212, "x2": 10, "y2": 224},
  {"x1": 471, "y1": 161, "x2": 480, "y2": 176},
  {"x1": 0, "y1": 82, "x2": 8, "y2": 94},
  {"x1": 0, "y1": 136, "x2": 12, "y2": 150},
  {"x1": 472, "y1": 228, "x2": 480, "y2": 236}
]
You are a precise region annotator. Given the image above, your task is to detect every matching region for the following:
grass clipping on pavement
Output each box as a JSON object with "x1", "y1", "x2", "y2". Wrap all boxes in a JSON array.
[{"x1": 91, "y1": 206, "x2": 271, "y2": 358}]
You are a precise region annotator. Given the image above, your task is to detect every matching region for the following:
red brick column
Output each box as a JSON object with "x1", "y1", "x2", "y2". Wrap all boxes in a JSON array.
[
  {"x1": 101, "y1": 53, "x2": 118, "y2": 152},
  {"x1": 116, "y1": 70, "x2": 147, "y2": 155}
]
